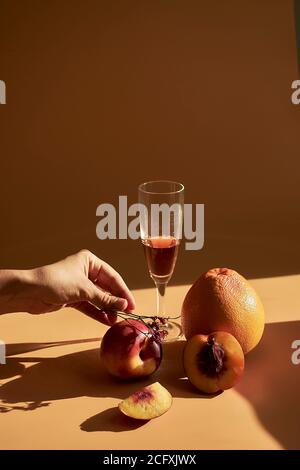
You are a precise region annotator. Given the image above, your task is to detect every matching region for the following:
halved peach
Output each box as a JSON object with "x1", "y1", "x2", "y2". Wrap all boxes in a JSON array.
[
  {"x1": 119, "y1": 382, "x2": 172, "y2": 420},
  {"x1": 183, "y1": 331, "x2": 245, "y2": 394}
]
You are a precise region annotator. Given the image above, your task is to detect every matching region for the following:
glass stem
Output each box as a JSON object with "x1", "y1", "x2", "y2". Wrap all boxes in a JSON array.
[{"x1": 155, "y1": 281, "x2": 167, "y2": 318}]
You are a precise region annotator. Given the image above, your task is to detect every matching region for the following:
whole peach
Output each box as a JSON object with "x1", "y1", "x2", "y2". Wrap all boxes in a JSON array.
[{"x1": 100, "y1": 319, "x2": 162, "y2": 379}]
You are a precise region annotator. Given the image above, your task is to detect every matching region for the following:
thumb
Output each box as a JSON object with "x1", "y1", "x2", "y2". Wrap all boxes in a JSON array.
[{"x1": 88, "y1": 283, "x2": 128, "y2": 312}]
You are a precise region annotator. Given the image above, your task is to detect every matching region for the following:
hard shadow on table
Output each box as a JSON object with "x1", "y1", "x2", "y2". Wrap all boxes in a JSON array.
[
  {"x1": 236, "y1": 320, "x2": 300, "y2": 450},
  {"x1": 0, "y1": 338, "x2": 101, "y2": 381},
  {"x1": 80, "y1": 407, "x2": 148, "y2": 433},
  {"x1": 0, "y1": 340, "x2": 211, "y2": 415},
  {"x1": 3, "y1": 325, "x2": 299, "y2": 444},
  {"x1": 5, "y1": 338, "x2": 100, "y2": 357},
  {"x1": 79, "y1": 341, "x2": 219, "y2": 433}
]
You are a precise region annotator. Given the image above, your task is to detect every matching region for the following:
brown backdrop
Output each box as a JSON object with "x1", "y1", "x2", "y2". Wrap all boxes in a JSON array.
[{"x1": 0, "y1": 0, "x2": 299, "y2": 290}]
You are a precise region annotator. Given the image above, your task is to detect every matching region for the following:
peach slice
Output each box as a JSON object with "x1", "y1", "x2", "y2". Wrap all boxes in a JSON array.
[
  {"x1": 119, "y1": 382, "x2": 172, "y2": 420},
  {"x1": 183, "y1": 331, "x2": 245, "y2": 394}
]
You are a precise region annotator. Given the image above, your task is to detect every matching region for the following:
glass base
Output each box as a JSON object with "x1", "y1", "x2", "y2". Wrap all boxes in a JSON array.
[{"x1": 162, "y1": 320, "x2": 183, "y2": 342}]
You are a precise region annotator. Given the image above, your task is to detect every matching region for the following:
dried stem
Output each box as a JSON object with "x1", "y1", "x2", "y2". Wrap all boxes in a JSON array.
[
  {"x1": 113, "y1": 310, "x2": 181, "y2": 321},
  {"x1": 106, "y1": 310, "x2": 181, "y2": 343}
]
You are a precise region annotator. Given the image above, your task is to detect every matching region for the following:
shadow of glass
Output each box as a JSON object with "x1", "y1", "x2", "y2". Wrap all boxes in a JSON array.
[{"x1": 236, "y1": 320, "x2": 300, "y2": 450}]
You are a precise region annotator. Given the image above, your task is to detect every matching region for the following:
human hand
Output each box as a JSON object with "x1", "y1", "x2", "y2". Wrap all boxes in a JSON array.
[{"x1": 1, "y1": 250, "x2": 135, "y2": 325}]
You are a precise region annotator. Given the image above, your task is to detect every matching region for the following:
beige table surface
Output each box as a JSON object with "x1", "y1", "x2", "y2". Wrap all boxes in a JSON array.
[{"x1": 0, "y1": 275, "x2": 299, "y2": 450}]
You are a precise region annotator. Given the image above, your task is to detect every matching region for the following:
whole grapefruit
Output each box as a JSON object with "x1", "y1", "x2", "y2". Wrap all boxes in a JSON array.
[{"x1": 181, "y1": 268, "x2": 265, "y2": 353}]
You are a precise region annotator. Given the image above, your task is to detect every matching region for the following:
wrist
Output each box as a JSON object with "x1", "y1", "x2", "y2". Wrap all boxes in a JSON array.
[{"x1": 0, "y1": 269, "x2": 37, "y2": 314}]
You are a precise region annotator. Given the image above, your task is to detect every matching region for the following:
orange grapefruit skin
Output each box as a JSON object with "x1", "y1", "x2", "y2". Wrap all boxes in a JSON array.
[{"x1": 181, "y1": 268, "x2": 265, "y2": 354}]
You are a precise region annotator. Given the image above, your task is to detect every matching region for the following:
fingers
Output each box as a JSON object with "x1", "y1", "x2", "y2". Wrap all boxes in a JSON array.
[
  {"x1": 84, "y1": 251, "x2": 135, "y2": 312},
  {"x1": 87, "y1": 281, "x2": 128, "y2": 311},
  {"x1": 72, "y1": 301, "x2": 118, "y2": 326},
  {"x1": 96, "y1": 261, "x2": 135, "y2": 311}
]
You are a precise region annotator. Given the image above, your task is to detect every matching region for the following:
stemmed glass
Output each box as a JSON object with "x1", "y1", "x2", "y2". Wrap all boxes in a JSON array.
[{"x1": 138, "y1": 180, "x2": 184, "y2": 341}]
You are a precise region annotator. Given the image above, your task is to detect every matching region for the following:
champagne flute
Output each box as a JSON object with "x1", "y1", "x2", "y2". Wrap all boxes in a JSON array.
[{"x1": 138, "y1": 180, "x2": 184, "y2": 341}]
